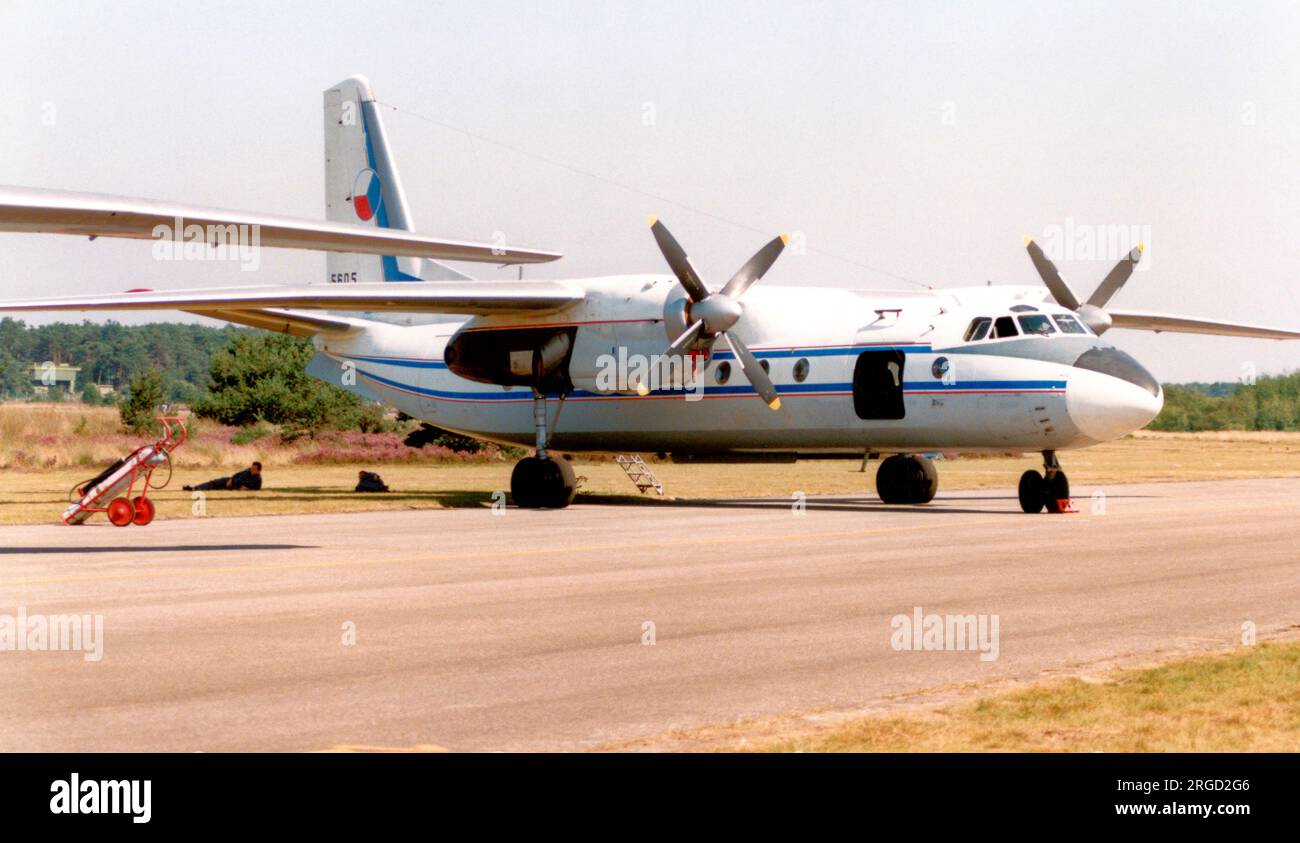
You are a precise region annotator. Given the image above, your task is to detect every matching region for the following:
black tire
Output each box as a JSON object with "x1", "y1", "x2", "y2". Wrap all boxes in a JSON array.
[
  {"x1": 876, "y1": 455, "x2": 938, "y2": 505},
  {"x1": 1018, "y1": 469, "x2": 1046, "y2": 513},
  {"x1": 511, "y1": 456, "x2": 577, "y2": 509},
  {"x1": 909, "y1": 456, "x2": 939, "y2": 504},
  {"x1": 875, "y1": 455, "x2": 905, "y2": 504},
  {"x1": 1043, "y1": 471, "x2": 1070, "y2": 514}
]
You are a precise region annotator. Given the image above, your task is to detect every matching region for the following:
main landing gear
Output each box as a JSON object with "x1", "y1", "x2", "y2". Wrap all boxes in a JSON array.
[
  {"x1": 1018, "y1": 450, "x2": 1070, "y2": 514},
  {"x1": 875, "y1": 454, "x2": 939, "y2": 504},
  {"x1": 510, "y1": 392, "x2": 576, "y2": 509}
]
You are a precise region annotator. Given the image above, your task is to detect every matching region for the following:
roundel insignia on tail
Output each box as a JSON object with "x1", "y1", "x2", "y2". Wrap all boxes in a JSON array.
[{"x1": 351, "y1": 169, "x2": 383, "y2": 222}]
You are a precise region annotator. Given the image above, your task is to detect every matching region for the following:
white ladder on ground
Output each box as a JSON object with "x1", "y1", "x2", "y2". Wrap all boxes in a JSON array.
[{"x1": 614, "y1": 454, "x2": 664, "y2": 496}]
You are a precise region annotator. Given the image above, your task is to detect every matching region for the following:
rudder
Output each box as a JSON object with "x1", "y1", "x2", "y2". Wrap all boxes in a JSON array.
[{"x1": 323, "y1": 75, "x2": 470, "y2": 283}]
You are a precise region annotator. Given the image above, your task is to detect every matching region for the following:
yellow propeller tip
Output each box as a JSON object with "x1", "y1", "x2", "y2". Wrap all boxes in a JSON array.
[
  {"x1": 768, "y1": 397, "x2": 782, "y2": 411},
  {"x1": 1023, "y1": 235, "x2": 1033, "y2": 246},
  {"x1": 1137, "y1": 243, "x2": 1145, "y2": 253},
  {"x1": 635, "y1": 383, "x2": 650, "y2": 396},
  {"x1": 647, "y1": 215, "x2": 658, "y2": 227},
  {"x1": 779, "y1": 233, "x2": 790, "y2": 246}
]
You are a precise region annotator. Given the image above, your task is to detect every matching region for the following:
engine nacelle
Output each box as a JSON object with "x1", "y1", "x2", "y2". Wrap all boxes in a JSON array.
[{"x1": 444, "y1": 326, "x2": 576, "y2": 393}]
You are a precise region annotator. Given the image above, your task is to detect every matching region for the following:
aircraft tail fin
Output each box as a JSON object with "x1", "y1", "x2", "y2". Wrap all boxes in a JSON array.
[{"x1": 323, "y1": 75, "x2": 471, "y2": 283}]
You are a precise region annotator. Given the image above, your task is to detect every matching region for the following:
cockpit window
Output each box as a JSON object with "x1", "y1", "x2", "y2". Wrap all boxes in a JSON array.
[
  {"x1": 1052, "y1": 313, "x2": 1088, "y2": 335},
  {"x1": 1017, "y1": 314, "x2": 1056, "y2": 336},
  {"x1": 964, "y1": 317, "x2": 993, "y2": 341},
  {"x1": 992, "y1": 316, "x2": 1018, "y2": 338}
]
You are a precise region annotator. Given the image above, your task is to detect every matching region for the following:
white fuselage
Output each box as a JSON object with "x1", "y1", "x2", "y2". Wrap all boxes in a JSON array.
[{"x1": 313, "y1": 276, "x2": 1164, "y2": 456}]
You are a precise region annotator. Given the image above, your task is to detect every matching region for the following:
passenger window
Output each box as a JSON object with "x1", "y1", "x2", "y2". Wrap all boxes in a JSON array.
[
  {"x1": 1017, "y1": 314, "x2": 1056, "y2": 336},
  {"x1": 992, "y1": 316, "x2": 1018, "y2": 338},
  {"x1": 1053, "y1": 314, "x2": 1087, "y2": 334},
  {"x1": 964, "y1": 317, "x2": 992, "y2": 341}
]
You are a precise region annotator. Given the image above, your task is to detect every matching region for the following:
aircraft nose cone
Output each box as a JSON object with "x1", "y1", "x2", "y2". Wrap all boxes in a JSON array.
[{"x1": 1066, "y1": 353, "x2": 1164, "y2": 443}]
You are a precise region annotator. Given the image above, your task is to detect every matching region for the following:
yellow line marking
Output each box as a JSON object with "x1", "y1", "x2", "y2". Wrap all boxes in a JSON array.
[
  {"x1": 5, "y1": 497, "x2": 1297, "y2": 589},
  {"x1": 2, "y1": 518, "x2": 998, "y2": 587}
]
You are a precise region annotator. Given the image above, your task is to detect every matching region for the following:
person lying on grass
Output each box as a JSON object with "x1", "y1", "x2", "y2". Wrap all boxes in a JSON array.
[{"x1": 183, "y1": 462, "x2": 263, "y2": 492}]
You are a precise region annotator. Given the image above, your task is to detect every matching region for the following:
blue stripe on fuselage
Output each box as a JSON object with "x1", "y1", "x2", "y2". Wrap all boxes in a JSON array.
[{"x1": 331, "y1": 346, "x2": 1065, "y2": 402}]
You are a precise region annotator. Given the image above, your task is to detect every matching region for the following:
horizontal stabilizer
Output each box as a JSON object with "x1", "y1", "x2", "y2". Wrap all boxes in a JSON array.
[
  {"x1": 181, "y1": 308, "x2": 369, "y2": 337},
  {"x1": 0, "y1": 185, "x2": 561, "y2": 265}
]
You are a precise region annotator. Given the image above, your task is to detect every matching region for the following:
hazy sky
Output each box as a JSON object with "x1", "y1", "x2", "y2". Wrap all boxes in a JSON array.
[{"x1": 3, "y1": 0, "x2": 1298, "y2": 381}]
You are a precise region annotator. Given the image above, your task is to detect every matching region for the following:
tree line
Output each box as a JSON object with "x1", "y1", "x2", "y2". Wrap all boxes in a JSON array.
[
  {"x1": 0, "y1": 319, "x2": 385, "y2": 435},
  {"x1": 0, "y1": 318, "x2": 241, "y2": 403},
  {"x1": 1148, "y1": 376, "x2": 1300, "y2": 431}
]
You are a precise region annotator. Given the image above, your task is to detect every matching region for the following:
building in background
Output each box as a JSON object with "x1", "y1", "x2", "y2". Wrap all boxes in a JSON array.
[{"x1": 29, "y1": 362, "x2": 80, "y2": 398}]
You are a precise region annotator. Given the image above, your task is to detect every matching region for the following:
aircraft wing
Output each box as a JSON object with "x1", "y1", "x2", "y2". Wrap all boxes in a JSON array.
[
  {"x1": 0, "y1": 280, "x2": 585, "y2": 321},
  {"x1": 1107, "y1": 310, "x2": 1300, "y2": 340},
  {"x1": 0, "y1": 185, "x2": 561, "y2": 265}
]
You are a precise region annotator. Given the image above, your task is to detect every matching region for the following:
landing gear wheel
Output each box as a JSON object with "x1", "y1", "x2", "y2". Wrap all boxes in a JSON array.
[
  {"x1": 132, "y1": 496, "x2": 156, "y2": 526},
  {"x1": 511, "y1": 456, "x2": 577, "y2": 509},
  {"x1": 1043, "y1": 472, "x2": 1070, "y2": 514},
  {"x1": 1018, "y1": 470, "x2": 1046, "y2": 514},
  {"x1": 107, "y1": 497, "x2": 136, "y2": 527},
  {"x1": 876, "y1": 454, "x2": 939, "y2": 504}
]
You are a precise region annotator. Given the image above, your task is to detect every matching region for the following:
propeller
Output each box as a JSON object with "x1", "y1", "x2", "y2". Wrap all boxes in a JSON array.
[
  {"x1": 649, "y1": 217, "x2": 787, "y2": 410},
  {"x1": 1024, "y1": 237, "x2": 1143, "y2": 335}
]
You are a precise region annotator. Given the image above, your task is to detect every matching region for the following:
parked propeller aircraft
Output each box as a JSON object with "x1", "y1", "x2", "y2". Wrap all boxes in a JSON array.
[{"x1": 3, "y1": 76, "x2": 1300, "y2": 510}]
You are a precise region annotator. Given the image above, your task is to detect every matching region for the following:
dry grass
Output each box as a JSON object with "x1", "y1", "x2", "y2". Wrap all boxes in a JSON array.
[
  {"x1": 606, "y1": 641, "x2": 1300, "y2": 752},
  {"x1": 0, "y1": 404, "x2": 296, "y2": 470}
]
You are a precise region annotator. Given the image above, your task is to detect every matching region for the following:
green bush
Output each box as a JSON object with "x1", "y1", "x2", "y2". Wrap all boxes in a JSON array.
[
  {"x1": 118, "y1": 369, "x2": 167, "y2": 434},
  {"x1": 193, "y1": 333, "x2": 374, "y2": 433}
]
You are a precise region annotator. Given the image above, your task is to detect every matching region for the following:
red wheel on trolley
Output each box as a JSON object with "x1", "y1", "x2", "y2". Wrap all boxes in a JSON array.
[
  {"x1": 107, "y1": 497, "x2": 136, "y2": 527},
  {"x1": 132, "y1": 496, "x2": 156, "y2": 526}
]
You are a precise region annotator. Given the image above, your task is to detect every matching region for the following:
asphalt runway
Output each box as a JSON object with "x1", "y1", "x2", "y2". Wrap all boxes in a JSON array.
[{"x1": 2, "y1": 477, "x2": 1298, "y2": 752}]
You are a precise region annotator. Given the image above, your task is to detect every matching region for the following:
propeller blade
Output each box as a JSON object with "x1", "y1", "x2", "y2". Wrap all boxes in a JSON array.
[
  {"x1": 1024, "y1": 237, "x2": 1081, "y2": 311},
  {"x1": 649, "y1": 217, "x2": 710, "y2": 302},
  {"x1": 666, "y1": 319, "x2": 705, "y2": 357},
  {"x1": 720, "y1": 233, "x2": 789, "y2": 299},
  {"x1": 722, "y1": 332, "x2": 781, "y2": 411},
  {"x1": 1086, "y1": 244, "x2": 1143, "y2": 308}
]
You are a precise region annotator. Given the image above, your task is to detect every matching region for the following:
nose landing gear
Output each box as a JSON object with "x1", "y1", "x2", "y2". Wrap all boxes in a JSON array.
[
  {"x1": 510, "y1": 392, "x2": 577, "y2": 509},
  {"x1": 1018, "y1": 450, "x2": 1070, "y2": 513},
  {"x1": 875, "y1": 454, "x2": 939, "y2": 504}
]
